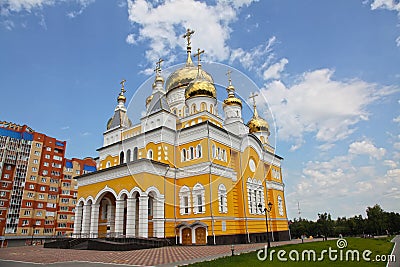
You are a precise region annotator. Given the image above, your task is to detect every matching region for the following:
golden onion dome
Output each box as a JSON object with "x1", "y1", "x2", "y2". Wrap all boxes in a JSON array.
[
  {"x1": 165, "y1": 65, "x2": 214, "y2": 93},
  {"x1": 185, "y1": 79, "x2": 217, "y2": 99},
  {"x1": 223, "y1": 96, "x2": 242, "y2": 107},
  {"x1": 247, "y1": 116, "x2": 269, "y2": 133},
  {"x1": 117, "y1": 93, "x2": 126, "y2": 103}
]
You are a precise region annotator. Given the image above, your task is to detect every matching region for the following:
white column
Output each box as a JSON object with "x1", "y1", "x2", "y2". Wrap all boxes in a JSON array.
[
  {"x1": 153, "y1": 196, "x2": 165, "y2": 238},
  {"x1": 108, "y1": 204, "x2": 115, "y2": 233},
  {"x1": 73, "y1": 205, "x2": 83, "y2": 237},
  {"x1": 126, "y1": 198, "x2": 136, "y2": 237},
  {"x1": 90, "y1": 204, "x2": 100, "y2": 238},
  {"x1": 114, "y1": 200, "x2": 125, "y2": 236},
  {"x1": 138, "y1": 195, "x2": 149, "y2": 238},
  {"x1": 81, "y1": 204, "x2": 91, "y2": 236}
]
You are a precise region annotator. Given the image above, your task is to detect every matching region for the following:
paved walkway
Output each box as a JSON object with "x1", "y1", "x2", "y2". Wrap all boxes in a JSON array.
[
  {"x1": 387, "y1": 235, "x2": 399, "y2": 267},
  {"x1": 0, "y1": 238, "x2": 317, "y2": 267}
]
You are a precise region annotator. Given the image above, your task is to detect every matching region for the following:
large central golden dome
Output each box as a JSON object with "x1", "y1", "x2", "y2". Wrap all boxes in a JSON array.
[
  {"x1": 165, "y1": 64, "x2": 214, "y2": 93},
  {"x1": 185, "y1": 79, "x2": 217, "y2": 99}
]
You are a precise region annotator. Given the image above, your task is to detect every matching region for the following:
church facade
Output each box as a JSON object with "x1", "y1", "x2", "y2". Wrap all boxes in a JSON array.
[{"x1": 73, "y1": 30, "x2": 289, "y2": 245}]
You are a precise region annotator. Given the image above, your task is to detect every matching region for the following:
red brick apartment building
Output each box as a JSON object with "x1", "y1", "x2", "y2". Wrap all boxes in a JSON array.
[{"x1": 0, "y1": 121, "x2": 96, "y2": 246}]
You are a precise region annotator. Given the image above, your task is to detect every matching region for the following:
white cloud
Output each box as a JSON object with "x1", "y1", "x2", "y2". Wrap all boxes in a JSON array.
[
  {"x1": 258, "y1": 68, "x2": 398, "y2": 149},
  {"x1": 393, "y1": 115, "x2": 400, "y2": 123},
  {"x1": 384, "y1": 160, "x2": 397, "y2": 168},
  {"x1": 126, "y1": 33, "x2": 137, "y2": 45},
  {"x1": 263, "y1": 58, "x2": 288, "y2": 80},
  {"x1": 349, "y1": 140, "x2": 386, "y2": 160},
  {"x1": 126, "y1": 0, "x2": 258, "y2": 64}
]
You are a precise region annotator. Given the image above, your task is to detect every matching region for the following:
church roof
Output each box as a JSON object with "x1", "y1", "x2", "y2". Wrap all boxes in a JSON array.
[{"x1": 146, "y1": 91, "x2": 171, "y2": 115}]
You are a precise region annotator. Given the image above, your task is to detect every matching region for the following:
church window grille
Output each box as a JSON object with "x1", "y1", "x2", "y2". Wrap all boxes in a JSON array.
[
  {"x1": 278, "y1": 195, "x2": 284, "y2": 216},
  {"x1": 218, "y1": 184, "x2": 227, "y2": 213},
  {"x1": 193, "y1": 183, "x2": 205, "y2": 214},
  {"x1": 179, "y1": 186, "x2": 191, "y2": 215}
]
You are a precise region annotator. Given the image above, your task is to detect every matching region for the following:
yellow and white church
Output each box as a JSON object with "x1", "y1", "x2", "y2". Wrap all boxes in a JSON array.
[{"x1": 73, "y1": 30, "x2": 289, "y2": 245}]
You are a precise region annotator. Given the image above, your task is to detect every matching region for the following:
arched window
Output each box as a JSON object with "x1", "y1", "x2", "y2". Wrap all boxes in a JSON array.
[
  {"x1": 212, "y1": 145, "x2": 216, "y2": 158},
  {"x1": 172, "y1": 108, "x2": 177, "y2": 115},
  {"x1": 147, "y1": 149, "x2": 153, "y2": 160},
  {"x1": 278, "y1": 195, "x2": 284, "y2": 216},
  {"x1": 191, "y1": 104, "x2": 196, "y2": 114},
  {"x1": 210, "y1": 104, "x2": 214, "y2": 114},
  {"x1": 218, "y1": 184, "x2": 227, "y2": 213},
  {"x1": 181, "y1": 148, "x2": 187, "y2": 162},
  {"x1": 126, "y1": 149, "x2": 131, "y2": 163},
  {"x1": 200, "y1": 102, "x2": 207, "y2": 111},
  {"x1": 148, "y1": 195, "x2": 154, "y2": 216},
  {"x1": 179, "y1": 186, "x2": 191, "y2": 215},
  {"x1": 133, "y1": 147, "x2": 138, "y2": 160},
  {"x1": 119, "y1": 151, "x2": 124, "y2": 164},
  {"x1": 106, "y1": 161, "x2": 111, "y2": 168},
  {"x1": 193, "y1": 183, "x2": 205, "y2": 214},
  {"x1": 189, "y1": 147, "x2": 194, "y2": 160},
  {"x1": 196, "y1": 144, "x2": 202, "y2": 158},
  {"x1": 246, "y1": 178, "x2": 265, "y2": 215},
  {"x1": 217, "y1": 147, "x2": 221, "y2": 160}
]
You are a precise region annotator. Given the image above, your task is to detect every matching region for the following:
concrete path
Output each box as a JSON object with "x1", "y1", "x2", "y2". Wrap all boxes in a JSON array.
[
  {"x1": 0, "y1": 238, "x2": 318, "y2": 267},
  {"x1": 387, "y1": 235, "x2": 400, "y2": 267}
]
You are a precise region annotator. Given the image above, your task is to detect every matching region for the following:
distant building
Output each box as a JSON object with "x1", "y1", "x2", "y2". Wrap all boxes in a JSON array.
[{"x1": 0, "y1": 121, "x2": 96, "y2": 244}]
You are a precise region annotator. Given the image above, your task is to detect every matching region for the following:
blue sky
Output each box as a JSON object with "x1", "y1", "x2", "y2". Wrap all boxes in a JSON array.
[{"x1": 1, "y1": 0, "x2": 399, "y2": 220}]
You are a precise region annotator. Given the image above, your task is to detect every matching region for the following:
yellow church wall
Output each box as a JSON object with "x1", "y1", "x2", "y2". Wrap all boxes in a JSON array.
[
  {"x1": 175, "y1": 139, "x2": 209, "y2": 168},
  {"x1": 100, "y1": 154, "x2": 119, "y2": 170}
]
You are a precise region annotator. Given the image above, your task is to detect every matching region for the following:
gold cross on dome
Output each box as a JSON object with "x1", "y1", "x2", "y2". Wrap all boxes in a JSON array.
[
  {"x1": 183, "y1": 28, "x2": 195, "y2": 47},
  {"x1": 226, "y1": 69, "x2": 232, "y2": 85},
  {"x1": 120, "y1": 79, "x2": 126, "y2": 94},
  {"x1": 154, "y1": 58, "x2": 164, "y2": 74},
  {"x1": 194, "y1": 48, "x2": 205, "y2": 66},
  {"x1": 249, "y1": 92, "x2": 258, "y2": 108}
]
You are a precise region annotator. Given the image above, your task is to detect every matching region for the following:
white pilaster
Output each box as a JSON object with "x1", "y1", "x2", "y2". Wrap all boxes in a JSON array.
[
  {"x1": 153, "y1": 196, "x2": 165, "y2": 238},
  {"x1": 138, "y1": 195, "x2": 149, "y2": 238},
  {"x1": 73, "y1": 205, "x2": 83, "y2": 236},
  {"x1": 81, "y1": 204, "x2": 92, "y2": 236},
  {"x1": 114, "y1": 200, "x2": 125, "y2": 236},
  {"x1": 89, "y1": 204, "x2": 100, "y2": 238},
  {"x1": 107, "y1": 204, "x2": 115, "y2": 234},
  {"x1": 126, "y1": 198, "x2": 136, "y2": 237}
]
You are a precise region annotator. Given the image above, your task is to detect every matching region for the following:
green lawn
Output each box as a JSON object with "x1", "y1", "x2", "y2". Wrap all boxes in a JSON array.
[{"x1": 188, "y1": 237, "x2": 394, "y2": 267}]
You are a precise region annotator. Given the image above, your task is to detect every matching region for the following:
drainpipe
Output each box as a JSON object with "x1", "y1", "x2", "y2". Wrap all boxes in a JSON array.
[{"x1": 206, "y1": 121, "x2": 216, "y2": 245}]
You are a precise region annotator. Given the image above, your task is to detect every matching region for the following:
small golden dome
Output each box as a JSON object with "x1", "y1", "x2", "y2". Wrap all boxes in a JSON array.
[
  {"x1": 247, "y1": 116, "x2": 269, "y2": 133},
  {"x1": 146, "y1": 94, "x2": 153, "y2": 105},
  {"x1": 223, "y1": 96, "x2": 242, "y2": 107},
  {"x1": 185, "y1": 79, "x2": 217, "y2": 99},
  {"x1": 166, "y1": 65, "x2": 214, "y2": 93},
  {"x1": 117, "y1": 93, "x2": 126, "y2": 103}
]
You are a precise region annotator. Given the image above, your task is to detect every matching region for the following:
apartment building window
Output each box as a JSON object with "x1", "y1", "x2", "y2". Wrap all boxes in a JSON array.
[
  {"x1": 0, "y1": 201, "x2": 4, "y2": 206},
  {"x1": 44, "y1": 229, "x2": 53, "y2": 234},
  {"x1": 59, "y1": 214, "x2": 67, "y2": 220},
  {"x1": 76, "y1": 170, "x2": 80, "y2": 175},
  {"x1": 53, "y1": 155, "x2": 62, "y2": 161},
  {"x1": 36, "y1": 211, "x2": 42, "y2": 216},
  {"x1": 32, "y1": 167, "x2": 37, "y2": 172},
  {"x1": 36, "y1": 143, "x2": 41, "y2": 148},
  {"x1": 62, "y1": 182, "x2": 70, "y2": 187},
  {"x1": 21, "y1": 229, "x2": 28, "y2": 234},
  {"x1": 45, "y1": 220, "x2": 53, "y2": 225},
  {"x1": 58, "y1": 223, "x2": 67, "y2": 228},
  {"x1": 42, "y1": 170, "x2": 48, "y2": 175},
  {"x1": 72, "y1": 200, "x2": 76, "y2": 205},
  {"x1": 26, "y1": 202, "x2": 32, "y2": 207},
  {"x1": 61, "y1": 198, "x2": 69, "y2": 204},
  {"x1": 34, "y1": 151, "x2": 40, "y2": 156},
  {"x1": 46, "y1": 147, "x2": 51, "y2": 151},
  {"x1": 2, "y1": 182, "x2": 7, "y2": 188},
  {"x1": 33, "y1": 159, "x2": 38, "y2": 164},
  {"x1": 40, "y1": 186, "x2": 46, "y2": 191},
  {"x1": 38, "y1": 194, "x2": 45, "y2": 200},
  {"x1": 3, "y1": 174, "x2": 9, "y2": 179},
  {"x1": 43, "y1": 162, "x2": 49, "y2": 167},
  {"x1": 50, "y1": 179, "x2": 58, "y2": 183},
  {"x1": 62, "y1": 190, "x2": 70, "y2": 195},
  {"x1": 41, "y1": 178, "x2": 46, "y2": 182},
  {"x1": 48, "y1": 195, "x2": 57, "y2": 200},
  {"x1": 63, "y1": 175, "x2": 72, "y2": 180},
  {"x1": 24, "y1": 210, "x2": 30, "y2": 215},
  {"x1": 47, "y1": 203, "x2": 56, "y2": 208},
  {"x1": 37, "y1": 203, "x2": 43, "y2": 208},
  {"x1": 6, "y1": 165, "x2": 11, "y2": 170},
  {"x1": 22, "y1": 220, "x2": 29, "y2": 226},
  {"x1": 45, "y1": 154, "x2": 50, "y2": 159},
  {"x1": 35, "y1": 220, "x2": 41, "y2": 226},
  {"x1": 60, "y1": 206, "x2": 68, "y2": 211},
  {"x1": 30, "y1": 176, "x2": 36, "y2": 181},
  {"x1": 50, "y1": 187, "x2": 57, "y2": 192},
  {"x1": 29, "y1": 184, "x2": 34, "y2": 190},
  {"x1": 0, "y1": 191, "x2": 6, "y2": 197},
  {"x1": 27, "y1": 192, "x2": 34, "y2": 198},
  {"x1": 34, "y1": 229, "x2": 39, "y2": 234}
]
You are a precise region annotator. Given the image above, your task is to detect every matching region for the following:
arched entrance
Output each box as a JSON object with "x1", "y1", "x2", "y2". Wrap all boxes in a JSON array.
[
  {"x1": 195, "y1": 227, "x2": 207, "y2": 245},
  {"x1": 97, "y1": 193, "x2": 116, "y2": 237},
  {"x1": 182, "y1": 228, "x2": 192, "y2": 245}
]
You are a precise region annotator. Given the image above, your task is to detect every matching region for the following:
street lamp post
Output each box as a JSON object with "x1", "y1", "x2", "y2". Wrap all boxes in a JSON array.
[{"x1": 258, "y1": 202, "x2": 273, "y2": 249}]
